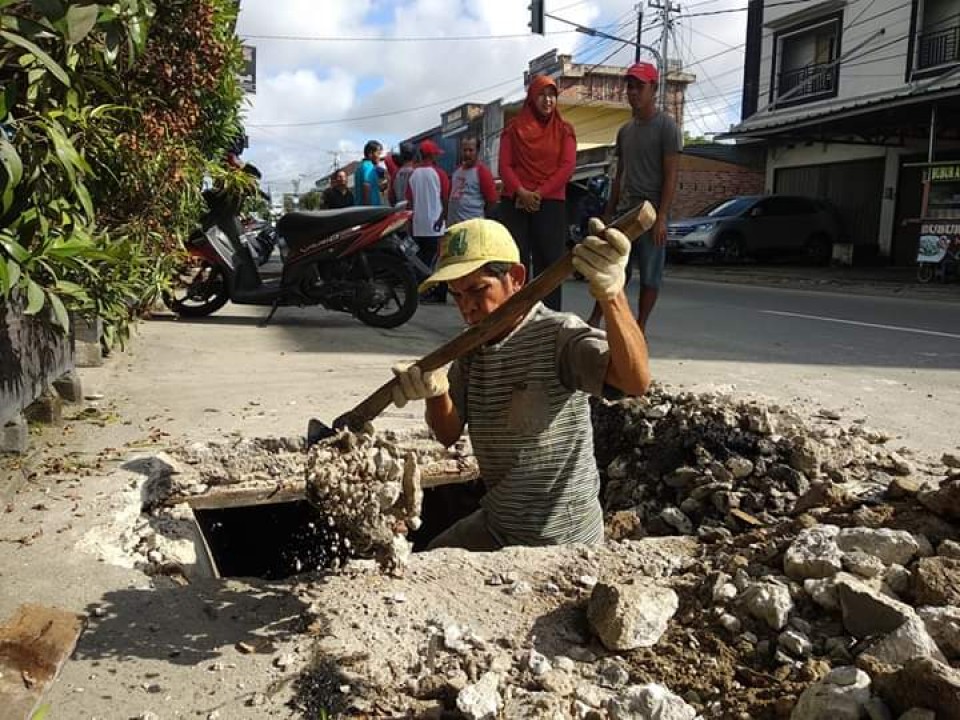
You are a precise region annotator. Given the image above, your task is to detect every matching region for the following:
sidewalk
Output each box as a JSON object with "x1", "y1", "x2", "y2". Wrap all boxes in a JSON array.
[{"x1": 667, "y1": 262, "x2": 960, "y2": 301}]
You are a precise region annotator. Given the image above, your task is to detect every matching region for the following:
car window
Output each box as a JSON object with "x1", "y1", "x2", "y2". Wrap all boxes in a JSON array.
[
  {"x1": 762, "y1": 197, "x2": 802, "y2": 216},
  {"x1": 705, "y1": 197, "x2": 756, "y2": 218}
]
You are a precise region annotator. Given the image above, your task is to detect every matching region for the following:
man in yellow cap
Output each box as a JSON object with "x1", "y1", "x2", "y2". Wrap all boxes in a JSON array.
[{"x1": 391, "y1": 217, "x2": 650, "y2": 549}]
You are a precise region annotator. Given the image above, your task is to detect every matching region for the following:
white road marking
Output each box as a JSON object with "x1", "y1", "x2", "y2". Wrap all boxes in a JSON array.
[{"x1": 760, "y1": 310, "x2": 960, "y2": 340}]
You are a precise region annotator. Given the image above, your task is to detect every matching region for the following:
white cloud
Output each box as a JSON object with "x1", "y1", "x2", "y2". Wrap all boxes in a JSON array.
[{"x1": 236, "y1": 0, "x2": 747, "y2": 191}]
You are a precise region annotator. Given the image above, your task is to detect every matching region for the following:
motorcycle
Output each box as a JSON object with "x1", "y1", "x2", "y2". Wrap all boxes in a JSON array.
[
  {"x1": 916, "y1": 233, "x2": 960, "y2": 283},
  {"x1": 164, "y1": 188, "x2": 427, "y2": 328}
]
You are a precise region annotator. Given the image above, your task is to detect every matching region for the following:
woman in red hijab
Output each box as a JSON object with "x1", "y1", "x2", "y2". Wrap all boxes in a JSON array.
[{"x1": 498, "y1": 75, "x2": 576, "y2": 311}]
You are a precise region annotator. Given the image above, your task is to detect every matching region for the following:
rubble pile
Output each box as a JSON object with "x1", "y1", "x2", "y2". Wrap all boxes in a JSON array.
[
  {"x1": 290, "y1": 388, "x2": 958, "y2": 719},
  {"x1": 591, "y1": 387, "x2": 938, "y2": 539},
  {"x1": 305, "y1": 430, "x2": 425, "y2": 572}
]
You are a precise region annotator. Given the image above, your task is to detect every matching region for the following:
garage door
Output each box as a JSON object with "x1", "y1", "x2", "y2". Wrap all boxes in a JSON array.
[{"x1": 774, "y1": 158, "x2": 885, "y2": 249}]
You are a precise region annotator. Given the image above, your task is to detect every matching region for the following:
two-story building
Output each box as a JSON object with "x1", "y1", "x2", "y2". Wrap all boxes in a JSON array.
[{"x1": 725, "y1": 0, "x2": 960, "y2": 264}]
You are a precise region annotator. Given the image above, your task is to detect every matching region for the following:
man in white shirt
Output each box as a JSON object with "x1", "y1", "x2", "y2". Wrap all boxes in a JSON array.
[{"x1": 406, "y1": 139, "x2": 451, "y2": 303}]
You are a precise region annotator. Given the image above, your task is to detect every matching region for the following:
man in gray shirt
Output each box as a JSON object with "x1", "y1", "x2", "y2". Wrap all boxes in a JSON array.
[
  {"x1": 447, "y1": 136, "x2": 498, "y2": 224},
  {"x1": 588, "y1": 62, "x2": 681, "y2": 331}
]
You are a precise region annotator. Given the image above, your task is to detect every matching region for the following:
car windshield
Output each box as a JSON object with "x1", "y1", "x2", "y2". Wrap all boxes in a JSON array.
[{"x1": 704, "y1": 197, "x2": 756, "y2": 218}]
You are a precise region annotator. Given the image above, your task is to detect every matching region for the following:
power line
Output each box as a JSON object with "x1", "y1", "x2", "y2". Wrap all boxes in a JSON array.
[{"x1": 240, "y1": 30, "x2": 578, "y2": 42}]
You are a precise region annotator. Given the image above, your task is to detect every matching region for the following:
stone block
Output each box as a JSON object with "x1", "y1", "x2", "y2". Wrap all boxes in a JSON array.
[
  {"x1": 22, "y1": 388, "x2": 62, "y2": 425},
  {"x1": 52, "y1": 370, "x2": 83, "y2": 403},
  {"x1": 0, "y1": 414, "x2": 28, "y2": 454}
]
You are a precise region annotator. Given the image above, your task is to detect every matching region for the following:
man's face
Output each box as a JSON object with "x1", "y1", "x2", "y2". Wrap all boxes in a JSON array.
[
  {"x1": 333, "y1": 171, "x2": 346, "y2": 188},
  {"x1": 626, "y1": 77, "x2": 656, "y2": 112},
  {"x1": 461, "y1": 140, "x2": 477, "y2": 167},
  {"x1": 448, "y1": 265, "x2": 526, "y2": 326}
]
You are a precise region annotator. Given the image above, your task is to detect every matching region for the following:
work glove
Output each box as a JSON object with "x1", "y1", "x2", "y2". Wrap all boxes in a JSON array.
[
  {"x1": 391, "y1": 362, "x2": 449, "y2": 408},
  {"x1": 572, "y1": 218, "x2": 631, "y2": 301}
]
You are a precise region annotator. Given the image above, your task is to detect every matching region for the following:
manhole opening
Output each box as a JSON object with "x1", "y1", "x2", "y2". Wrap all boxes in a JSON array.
[{"x1": 193, "y1": 500, "x2": 346, "y2": 580}]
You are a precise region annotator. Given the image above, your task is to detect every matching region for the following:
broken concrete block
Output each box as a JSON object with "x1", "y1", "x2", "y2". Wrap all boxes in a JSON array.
[
  {"x1": 588, "y1": 581, "x2": 679, "y2": 651},
  {"x1": 22, "y1": 387, "x2": 62, "y2": 425},
  {"x1": 836, "y1": 527, "x2": 920, "y2": 566},
  {"x1": 52, "y1": 370, "x2": 83, "y2": 403},
  {"x1": 785, "y1": 525, "x2": 843, "y2": 580},
  {"x1": 835, "y1": 574, "x2": 914, "y2": 639},
  {"x1": 790, "y1": 666, "x2": 871, "y2": 720},
  {"x1": 1, "y1": 414, "x2": 28, "y2": 454}
]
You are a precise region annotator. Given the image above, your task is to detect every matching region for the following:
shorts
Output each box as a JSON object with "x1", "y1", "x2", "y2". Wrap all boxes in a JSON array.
[{"x1": 625, "y1": 229, "x2": 665, "y2": 289}]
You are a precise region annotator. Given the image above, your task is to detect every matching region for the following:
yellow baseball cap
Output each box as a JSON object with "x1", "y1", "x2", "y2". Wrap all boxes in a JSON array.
[{"x1": 418, "y1": 219, "x2": 521, "y2": 292}]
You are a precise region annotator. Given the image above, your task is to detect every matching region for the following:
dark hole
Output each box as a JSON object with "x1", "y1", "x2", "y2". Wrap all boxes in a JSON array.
[
  {"x1": 409, "y1": 480, "x2": 486, "y2": 551},
  {"x1": 193, "y1": 501, "x2": 345, "y2": 580}
]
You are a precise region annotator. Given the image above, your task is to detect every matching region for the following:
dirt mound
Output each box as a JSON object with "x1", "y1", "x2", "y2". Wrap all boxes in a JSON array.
[{"x1": 286, "y1": 388, "x2": 959, "y2": 719}]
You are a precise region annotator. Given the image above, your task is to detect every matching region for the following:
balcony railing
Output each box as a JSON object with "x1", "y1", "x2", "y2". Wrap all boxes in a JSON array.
[
  {"x1": 917, "y1": 25, "x2": 960, "y2": 70},
  {"x1": 776, "y1": 62, "x2": 838, "y2": 103}
]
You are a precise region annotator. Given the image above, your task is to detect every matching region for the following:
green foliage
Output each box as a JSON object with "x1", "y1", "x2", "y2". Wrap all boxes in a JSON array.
[
  {"x1": 299, "y1": 189, "x2": 324, "y2": 211},
  {"x1": 0, "y1": 0, "x2": 246, "y2": 344}
]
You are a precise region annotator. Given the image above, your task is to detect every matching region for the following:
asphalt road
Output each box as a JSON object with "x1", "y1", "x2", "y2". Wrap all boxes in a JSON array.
[
  {"x1": 67, "y1": 272, "x2": 959, "y2": 465},
  {"x1": 599, "y1": 276, "x2": 960, "y2": 457}
]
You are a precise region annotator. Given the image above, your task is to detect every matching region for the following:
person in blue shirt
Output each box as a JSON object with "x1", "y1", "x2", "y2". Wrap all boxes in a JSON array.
[{"x1": 354, "y1": 140, "x2": 384, "y2": 206}]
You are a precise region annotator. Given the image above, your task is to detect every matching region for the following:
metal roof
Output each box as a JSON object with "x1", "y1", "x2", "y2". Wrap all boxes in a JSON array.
[{"x1": 723, "y1": 72, "x2": 960, "y2": 139}]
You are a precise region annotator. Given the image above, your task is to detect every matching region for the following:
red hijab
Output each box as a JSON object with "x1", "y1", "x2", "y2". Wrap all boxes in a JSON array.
[{"x1": 506, "y1": 75, "x2": 573, "y2": 188}]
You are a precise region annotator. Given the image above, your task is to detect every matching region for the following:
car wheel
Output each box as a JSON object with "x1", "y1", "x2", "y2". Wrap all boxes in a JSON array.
[
  {"x1": 917, "y1": 264, "x2": 935, "y2": 283},
  {"x1": 806, "y1": 234, "x2": 832, "y2": 266},
  {"x1": 715, "y1": 234, "x2": 745, "y2": 264}
]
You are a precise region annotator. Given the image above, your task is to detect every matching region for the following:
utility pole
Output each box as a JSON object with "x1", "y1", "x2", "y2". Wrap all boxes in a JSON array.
[
  {"x1": 634, "y1": 3, "x2": 644, "y2": 63},
  {"x1": 648, "y1": 0, "x2": 680, "y2": 111}
]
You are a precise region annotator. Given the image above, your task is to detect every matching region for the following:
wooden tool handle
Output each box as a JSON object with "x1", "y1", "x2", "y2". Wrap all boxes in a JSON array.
[{"x1": 336, "y1": 202, "x2": 657, "y2": 430}]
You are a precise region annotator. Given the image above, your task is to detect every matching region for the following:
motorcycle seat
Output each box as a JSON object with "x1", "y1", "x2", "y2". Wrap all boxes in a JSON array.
[{"x1": 277, "y1": 207, "x2": 395, "y2": 247}]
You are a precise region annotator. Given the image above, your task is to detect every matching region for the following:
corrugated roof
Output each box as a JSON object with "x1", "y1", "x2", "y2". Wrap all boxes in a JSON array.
[
  {"x1": 724, "y1": 72, "x2": 960, "y2": 138},
  {"x1": 682, "y1": 143, "x2": 766, "y2": 169}
]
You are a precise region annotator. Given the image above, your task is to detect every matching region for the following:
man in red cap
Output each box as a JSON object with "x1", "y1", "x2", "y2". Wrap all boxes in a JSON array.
[
  {"x1": 588, "y1": 61, "x2": 681, "y2": 331},
  {"x1": 407, "y1": 139, "x2": 451, "y2": 303}
]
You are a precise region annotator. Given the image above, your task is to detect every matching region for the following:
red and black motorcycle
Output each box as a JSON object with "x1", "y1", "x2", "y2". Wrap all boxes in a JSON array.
[{"x1": 164, "y1": 188, "x2": 424, "y2": 328}]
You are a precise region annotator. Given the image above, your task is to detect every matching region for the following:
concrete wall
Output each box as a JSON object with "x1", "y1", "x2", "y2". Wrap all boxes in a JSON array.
[
  {"x1": 758, "y1": 0, "x2": 914, "y2": 108},
  {"x1": 0, "y1": 297, "x2": 74, "y2": 427}
]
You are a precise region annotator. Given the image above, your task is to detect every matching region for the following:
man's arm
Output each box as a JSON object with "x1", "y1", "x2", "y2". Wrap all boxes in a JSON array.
[
  {"x1": 478, "y1": 163, "x2": 499, "y2": 217},
  {"x1": 653, "y1": 153, "x2": 679, "y2": 246},
  {"x1": 425, "y1": 395, "x2": 464, "y2": 448},
  {"x1": 598, "y1": 292, "x2": 650, "y2": 395}
]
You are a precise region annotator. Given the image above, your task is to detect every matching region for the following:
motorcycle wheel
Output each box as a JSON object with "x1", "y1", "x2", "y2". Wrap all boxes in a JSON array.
[
  {"x1": 163, "y1": 262, "x2": 229, "y2": 317},
  {"x1": 356, "y1": 253, "x2": 418, "y2": 329},
  {"x1": 916, "y1": 264, "x2": 935, "y2": 284}
]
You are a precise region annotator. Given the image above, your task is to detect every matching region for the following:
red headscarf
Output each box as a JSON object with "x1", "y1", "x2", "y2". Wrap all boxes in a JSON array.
[{"x1": 506, "y1": 75, "x2": 573, "y2": 189}]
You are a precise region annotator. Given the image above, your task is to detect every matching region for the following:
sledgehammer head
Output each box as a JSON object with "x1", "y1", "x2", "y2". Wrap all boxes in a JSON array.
[{"x1": 616, "y1": 200, "x2": 657, "y2": 238}]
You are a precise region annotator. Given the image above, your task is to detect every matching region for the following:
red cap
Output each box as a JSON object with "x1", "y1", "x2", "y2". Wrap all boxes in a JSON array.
[
  {"x1": 625, "y1": 62, "x2": 659, "y2": 84},
  {"x1": 419, "y1": 139, "x2": 444, "y2": 157}
]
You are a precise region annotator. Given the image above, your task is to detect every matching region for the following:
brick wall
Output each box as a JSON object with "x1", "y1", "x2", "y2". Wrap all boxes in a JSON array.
[{"x1": 673, "y1": 155, "x2": 765, "y2": 219}]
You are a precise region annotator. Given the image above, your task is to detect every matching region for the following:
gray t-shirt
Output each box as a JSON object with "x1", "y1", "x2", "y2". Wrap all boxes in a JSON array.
[
  {"x1": 615, "y1": 111, "x2": 682, "y2": 211},
  {"x1": 447, "y1": 304, "x2": 610, "y2": 547}
]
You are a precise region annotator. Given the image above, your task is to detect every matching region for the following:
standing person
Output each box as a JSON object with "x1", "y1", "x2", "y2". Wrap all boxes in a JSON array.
[
  {"x1": 406, "y1": 139, "x2": 450, "y2": 303},
  {"x1": 498, "y1": 75, "x2": 576, "y2": 311},
  {"x1": 354, "y1": 140, "x2": 384, "y2": 206},
  {"x1": 448, "y1": 136, "x2": 498, "y2": 224},
  {"x1": 389, "y1": 218, "x2": 651, "y2": 549},
  {"x1": 390, "y1": 142, "x2": 416, "y2": 206},
  {"x1": 321, "y1": 170, "x2": 354, "y2": 209},
  {"x1": 587, "y1": 62, "x2": 681, "y2": 330}
]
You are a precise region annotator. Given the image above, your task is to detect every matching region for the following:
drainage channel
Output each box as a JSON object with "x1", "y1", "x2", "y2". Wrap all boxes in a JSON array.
[{"x1": 179, "y1": 482, "x2": 486, "y2": 580}]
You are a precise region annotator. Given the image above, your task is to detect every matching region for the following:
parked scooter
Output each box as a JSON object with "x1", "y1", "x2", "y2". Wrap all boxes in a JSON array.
[
  {"x1": 916, "y1": 233, "x2": 960, "y2": 283},
  {"x1": 164, "y1": 187, "x2": 426, "y2": 328}
]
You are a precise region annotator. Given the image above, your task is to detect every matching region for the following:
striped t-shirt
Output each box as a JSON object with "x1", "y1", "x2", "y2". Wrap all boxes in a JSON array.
[{"x1": 448, "y1": 303, "x2": 610, "y2": 546}]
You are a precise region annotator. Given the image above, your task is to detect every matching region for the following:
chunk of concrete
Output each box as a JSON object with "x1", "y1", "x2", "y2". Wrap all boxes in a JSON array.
[
  {"x1": 790, "y1": 666, "x2": 871, "y2": 720},
  {"x1": 785, "y1": 525, "x2": 843, "y2": 580},
  {"x1": 836, "y1": 527, "x2": 920, "y2": 566},
  {"x1": 588, "y1": 581, "x2": 679, "y2": 651},
  {"x1": 835, "y1": 574, "x2": 914, "y2": 639}
]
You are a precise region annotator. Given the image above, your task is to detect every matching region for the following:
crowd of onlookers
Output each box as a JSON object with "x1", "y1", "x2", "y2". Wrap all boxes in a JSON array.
[{"x1": 312, "y1": 61, "x2": 680, "y2": 325}]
